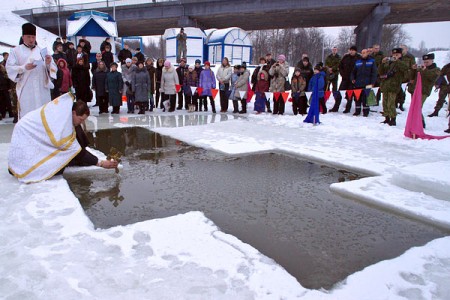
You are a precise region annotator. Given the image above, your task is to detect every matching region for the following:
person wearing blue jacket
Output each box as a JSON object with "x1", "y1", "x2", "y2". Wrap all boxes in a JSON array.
[
  {"x1": 308, "y1": 64, "x2": 327, "y2": 114},
  {"x1": 350, "y1": 49, "x2": 378, "y2": 116}
]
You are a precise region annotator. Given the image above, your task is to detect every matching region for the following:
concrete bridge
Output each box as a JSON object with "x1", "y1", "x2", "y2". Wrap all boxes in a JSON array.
[{"x1": 13, "y1": 0, "x2": 450, "y2": 49}]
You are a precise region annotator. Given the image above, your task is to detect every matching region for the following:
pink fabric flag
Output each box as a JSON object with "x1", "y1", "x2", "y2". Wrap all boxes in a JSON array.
[{"x1": 404, "y1": 72, "x2": 450, "y2": 140}]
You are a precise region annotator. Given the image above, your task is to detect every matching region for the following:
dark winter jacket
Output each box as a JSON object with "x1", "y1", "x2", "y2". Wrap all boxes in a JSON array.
[
  {"x1": 401, "y1": 52, "x2": 416, "y2": 82},
  {"x1": 183, "y1": 70, "x2": 198, "y2": 95},
  {"x1": 0, "y1": 65, "x2": 11, "y2": 91},
  {"x1": 100, "y1": 40, "x2": 112, "y2": 52},
  {"x1": 350, "y1": 57, "x2": 378, "y2": 88},
  {"x1": 298, "y1": 63, "x2": 314, "y2": 87},
  {"x1": 132, "y1": 67, "x2": 151, "y2": 103},
  {"x1": 72, "y1": 63, "x2": 91, "y2": 102},
  {"x1": 92, "y1": 67, "x2": 108, "y2": 97},
  {"x1": 176, "y1": 65, "x2": 188, "y2": 89},
  {"x1": 102, "y1": 51, "x2": 114, "y2": 68},
  {"x1": 52, "y1": 51, "x2": 67, "y2": 64},
  {"x1": 339, "y1": 53, "x2": 362, "y2": 89},
  {"x1": 145, "y1": 64, "x2": 156, "y2": 94},
  {"x1": 134, "y1": 52, "x2": 145, "y2": 64},
  {"x1": 194, "y1": 66, "x2": 204, "y2": 80},
  {"x1": 118, "y1": 49, "x2": 132, "y2": 65},
  {"x1": 106, "y1": 71, "x2": 124, "y2": 106},
  {"x1": 156, "y1": 59, "x2": 164, "y2": 83},
  {"x1": 65, "y1": 48, "x2": 77, "y2": 69}
]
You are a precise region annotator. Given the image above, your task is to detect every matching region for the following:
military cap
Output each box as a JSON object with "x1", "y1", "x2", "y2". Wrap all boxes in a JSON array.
[
  {"x1": 392, "y1": 48, "x2": 403, "y2": 54},
  {"x1": 422, "y1": 53, "x2": 434, "y2": 60}
]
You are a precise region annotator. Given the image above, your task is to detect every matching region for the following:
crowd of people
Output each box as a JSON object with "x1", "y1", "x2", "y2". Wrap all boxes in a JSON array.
[{"x1": 1, "y1": 23, "x2": 450, "y2": 133}]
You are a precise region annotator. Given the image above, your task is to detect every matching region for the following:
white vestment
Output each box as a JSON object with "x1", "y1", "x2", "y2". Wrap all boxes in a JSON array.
[
  {"x1": 8, "y1": 93, "x2": 81, "y2": 184},
  {"x1": 6, "y1": 44, "x2": 57, "y2": 119}
]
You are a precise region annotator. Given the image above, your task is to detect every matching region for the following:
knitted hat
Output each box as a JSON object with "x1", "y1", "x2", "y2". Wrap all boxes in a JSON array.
[
  {"x1": 164, "y1": 60, "x2": 171, "y2": 67},
  {"x1": 277, "y1": 54, "x2": 286, "y2": 62},
  {"x1": 195, "y1": 59, "x2": 201, "y2": 64},
  {"x1": 204, "y1": 61, "x2": 210, "y2": 66},
  {"x1": 188, "y1": 64, "x2": 194, "y2": 70},
  {"x1": 125, "y1": 58, "x2": 132, "y2": 63},
  {"x1": 22, "y1": 23, "x2": 36, "y2": 36}
]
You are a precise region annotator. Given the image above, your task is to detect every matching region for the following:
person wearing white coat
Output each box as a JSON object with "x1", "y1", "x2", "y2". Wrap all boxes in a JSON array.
[{"x1": 160, "y1": 60, "x2": 179, "y2": 112}]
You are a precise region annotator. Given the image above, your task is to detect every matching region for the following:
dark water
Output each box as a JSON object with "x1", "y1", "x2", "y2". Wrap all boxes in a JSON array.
[{"x1": 64, "y1": 127, "x2": 448, "y2": 290}]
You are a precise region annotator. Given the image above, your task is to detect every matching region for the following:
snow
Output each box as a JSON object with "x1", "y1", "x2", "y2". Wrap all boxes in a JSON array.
[{"x1": 1, "y1": 18, "x2": 450, "y2": 299}]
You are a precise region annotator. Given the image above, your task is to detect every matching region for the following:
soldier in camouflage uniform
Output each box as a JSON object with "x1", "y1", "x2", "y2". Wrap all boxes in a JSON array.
[
  {"x1": 428, "y1": 62, "x2": 449, "y2": 117},
  {"x1": 325, "y1": 47, "x2": 341, "y2": 92},
  {"x1": 408, "y1": 53, "x2": 440, "y2": 128},
  {"x1": 379, "y1": 48, "x2": 408, "y2": 126},
  {"x1": 395, "y1": 45, "x2": 415, "y2": 111}
]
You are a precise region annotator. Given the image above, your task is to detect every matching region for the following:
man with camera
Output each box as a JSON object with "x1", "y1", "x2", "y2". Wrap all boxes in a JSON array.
[
  {"x1": 395, "y1": 45, "x2": 415, "y2": 111},
  {"x1": 269, "y1": 55, "x2": 289, "y2": 115},
  {"x1": 379, "y1": 48, "x2": 408, "y2": 126}
]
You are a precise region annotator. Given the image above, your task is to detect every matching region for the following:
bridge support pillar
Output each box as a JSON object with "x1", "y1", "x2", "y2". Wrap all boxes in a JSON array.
[{"x1": 354, "y1": 3, "x2": 390, "y2": 50}]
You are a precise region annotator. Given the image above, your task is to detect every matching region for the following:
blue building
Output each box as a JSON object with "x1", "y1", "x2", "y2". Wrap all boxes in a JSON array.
[
  {"x1": 66, "y1": 10, "x2": 118, "y2": 63},
  {"x1": 205, "y1": 27, "x2": 252, "y2": 65}
]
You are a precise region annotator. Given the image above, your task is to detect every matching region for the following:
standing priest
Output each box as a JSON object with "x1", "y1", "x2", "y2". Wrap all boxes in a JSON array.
[{"x1": 6, "y1": 23, "x2": 57, "y2": 119}]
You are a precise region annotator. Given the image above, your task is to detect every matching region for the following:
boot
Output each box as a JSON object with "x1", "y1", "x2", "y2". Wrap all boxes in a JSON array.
[
  {"x1": 422, "y1": 119, "x2": 426, "y2": 129},
  {"x1": 399, "y1": 103, "x2": 405, "y2": 111},
  {"x1": 444, "y1": 128, "x2": 450, "y2": 133},
  {"x1": 389, "y1": 117, "x2": 396, "y2": 126},
  {"x1": 211, "y1": 100, "x2": 216, "y2": 113},
  {"x1": 232, "y1": 101, "x2": 239, "y2": 113},
  {"x1": 203, "y1": 99, "x2": 208, "y2": 112},
  {"x1": 13, "y1": 114, "x2": 18, "y2": 123},
  {"x1": 239, "y1": 100, "x2": 247, "y2": 114},
  {"x1": 428, "y1": 110, "x2": 439, "y2": 117},
  {"x1": 381, "y1": 117, "x2": 390, "y2": 124},
  {"x1": 266, "y1": 101, "x2": 272, "y2": 113},
  {"x1": 353, "y1": 106, "x2": 361, "y2": 116}
]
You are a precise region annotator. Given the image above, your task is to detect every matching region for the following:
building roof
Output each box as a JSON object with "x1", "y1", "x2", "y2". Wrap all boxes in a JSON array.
[
  {"x1": 162, "y1": 27, "x2": 207, "y2": 39},
  {"x1": 66, "y1": 10, "x2": 117, "y2": 37},
  {"x1": 206, "y1": 27, "x2": 251, "y2": 45}
]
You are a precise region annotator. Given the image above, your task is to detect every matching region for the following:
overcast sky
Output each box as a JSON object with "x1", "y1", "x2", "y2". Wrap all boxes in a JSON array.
[{"x1": 3, "y1": 0, "x2": 450, "y2": 49}]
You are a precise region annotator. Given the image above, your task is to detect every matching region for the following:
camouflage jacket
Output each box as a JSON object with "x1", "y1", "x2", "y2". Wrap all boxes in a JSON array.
[
  {"x1": 372, "y1": 51, "x2": 385, "y2": 68},
  {"x1": 379, "y1": 59, "x2": 408, "y2": 93},
  {"x1": 401, "y1": 52, "x2": 416, "y2": 82},
  {"x1": 408, "y1": 63, "x2": 440, "y2": 96},
  {"x1": 325, "y1": 53, "x2": 341, "y2": 74}
]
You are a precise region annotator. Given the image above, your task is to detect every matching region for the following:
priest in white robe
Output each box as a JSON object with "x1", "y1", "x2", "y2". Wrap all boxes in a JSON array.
[{"x1": 6, "y1": 23, "x2": 57, "y2": 119}]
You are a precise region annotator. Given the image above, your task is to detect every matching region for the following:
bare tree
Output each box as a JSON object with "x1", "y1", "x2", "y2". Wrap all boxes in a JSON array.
[
  {"x1": 336, "y1": 27, "x2": 356, "y2": 54},
  {"x1": 381, "y1": 24, "x2": 411, "y2": 53}
]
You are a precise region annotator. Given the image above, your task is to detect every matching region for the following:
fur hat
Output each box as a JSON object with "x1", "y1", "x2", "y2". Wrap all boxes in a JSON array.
[
  {"x1": 164, "y1": 60, "x2": 171, "y2": 67},
  {"x1": 22, "y1": 23, "x2": 36, "y2": 36},
  {"x1": 422, "y1": 53, "x2": 435, "y2": 60}
]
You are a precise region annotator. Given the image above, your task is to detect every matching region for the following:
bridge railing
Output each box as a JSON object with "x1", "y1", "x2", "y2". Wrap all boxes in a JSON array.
[{"x1": 13, "y1": 0, "x2": 177, "y2": 16}]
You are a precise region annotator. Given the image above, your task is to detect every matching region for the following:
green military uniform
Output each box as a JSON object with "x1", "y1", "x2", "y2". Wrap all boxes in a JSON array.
[
  {"x1": 379, "y1": 50, "x2": 408, "y2": 124},
  {"x1": 372, "y1": 50, "x2": 385, "y2": 104},
  {"x1": 395, "y1": 52, "x2": 415, "y2": 109},
  {"x1": 325, "y1": 53, "x2": 341, "y2": 91},
  {"x1": 429, "y1": 63, "x2": 450, "y2": 116}
]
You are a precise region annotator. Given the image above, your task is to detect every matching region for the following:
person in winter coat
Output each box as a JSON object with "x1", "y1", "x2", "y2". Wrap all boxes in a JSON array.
[
  {"x1": 216, "y1": 57, "x2": 232, "y2": 112},
  {"x1": 229, "y1": 65, "x2": 240, "y2": 113},
  {"x1": 396, "y1": 45, "x2": 416, "y2": 111},
  {"x1": 91, "y1": 52, "x2": 104, "y2": 75},
  {"x1": 379, "y1": 48, "x2": 408, "y2": 126},
  {"x1": 408, "y1": 53, "x2": 440, "y2": 128},
  {"x1": 308, "y1": 65, "x2": 327, "y2": 114},
  {"x1": 65, "y1": 42, "x2": 77, "y2": 70},
  {"x1": 0, "y1": 64, "x2": 12, "y2": 120},
  {"x1": 234, "y1": 63, "x2": 250, "y2": 114},
  {"x1": 155, "y1": 58, "x2": 165, "y2": 109},
  {"x1": 134, "y1": 48, "x2": 145, "y2": 64},
  {"x1": 254, "y1": 69, "x2": 269, "y2": 114},
  {"x1": 335, "y1": 45, "x2": 362, "y2": 113},
  {"x1": 176, "y1": 58, "x2": 188, "y2": 109},
  {"x1": 145, "y1": 58, "x2": 156, "y2": 111},
  {"x1": 132, "y1": 61, "x2": 151, "y2": 114},
  {"x1": 325, "y1": 47, "x2": 341, "y2": 92},
  {"x1": 53, "y1": 58, "x2": 72, "y2": 100},
  {"x1": 72, "y1": 58, "x2": 91, "y2": 102},
  {"x1": 160, "y1": 60, "x2": 179, "y2": 112},
  {"x1": 199, "y1": 61, "x2": 217, "y2": 113},
  {"x1": 118, "y1": 44, "x2": 133, "y2": 66},
  {"x1": 350, "y1": 49, "x2": 378, "y2": 116},
  {"x1": 269, "y1": 54, "x2": 289, "y2": 115},
  {"x1": 106, "y1": 62, "x2": 124, "y2": 114},
  {"x1": 79, "y1": 38, "x2": 91, "y2": 59},
  {"x1": 92, "y1": 61, "x2": 109, "y2": 114},
  {"x1": 298, "y1": 57, "x2": 314, "y2": 87},
  {"x1": 52, "y1": 43, "x2": 67, "y2": 63},
  {"x1": 183, "y1": 65, "x2": 199, "y2": 111},
  {"x1": 100, "y1": 37, "x2": 112, "y2": 53},
  {"x1": 102, "y1": 44, "x2": 114, "y2": 69},
  {"x1": 75, "y1": 45, "x2": 89, "y2": 68},
  {"x1": 291, "y1": 68, "x2": 307, "y2": 115},
  {"x1": 122, "y1": 58, "x2": 137, "y2": 113},
  {"x1": 251, "y1": 57, "x2": 272, "y2": 113}
]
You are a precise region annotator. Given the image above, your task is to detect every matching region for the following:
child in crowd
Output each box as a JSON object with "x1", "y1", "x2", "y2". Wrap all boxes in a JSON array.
[
  {"x1": 291, "y1": 68, "x2": 307, "y2": 115},
  {"x1": 183, "y1": 65, "x2": 199, "y2": 112},
  {"x1": 199, "y1": 61, "x2": 216, "y2": 113},
  {"x1": 254, "y1": 69, "x2": 269, "y2": 114},
  {"x1": 308, "y1": 64, "x2": 327, "y2": 114},
  {"x1": 229, "y1": 65, "x2": 240, "y2": 113},
  {"x1": 53, "y1": 58, "x2": 72, "y2": 100}
]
